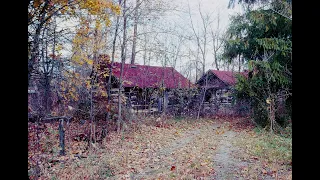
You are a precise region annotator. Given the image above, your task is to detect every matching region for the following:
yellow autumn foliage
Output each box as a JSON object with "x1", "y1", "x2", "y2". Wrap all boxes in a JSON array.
[
  {"x1": 87, "y1": 59, "x2": 93, "y2": 65},
  {"x1": 30, "y1": 0, "x2": 120, "y2": 110}
]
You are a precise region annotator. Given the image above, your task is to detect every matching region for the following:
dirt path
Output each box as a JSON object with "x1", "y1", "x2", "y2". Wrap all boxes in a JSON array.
[
  {"x1": 130, "y1": 121, "x2": 251, "y2": 179},
  {"x1": 211, "y1": 123, "x2": 244, "y2": 179},
  {"x1": 210, "y1": 123, "x2": 275, "y2": 180},
  {"x1": 131, "y1": 129, "x2": 201, "y2": 179},
  {"x1": 108, "y1": 120, "x2": 279, "y2": 179},
  {"x1": 131, "y1": 122, "x2": 249, "y2": 180}
]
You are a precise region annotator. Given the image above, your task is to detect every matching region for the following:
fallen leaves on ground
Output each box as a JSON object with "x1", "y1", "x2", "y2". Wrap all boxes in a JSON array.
[
  {"x1": 230, "y1": 125, "x2": 292, "y2": 180},
  {"x1": 28, "y1": 117, "x2": 291, "y2": 180}
]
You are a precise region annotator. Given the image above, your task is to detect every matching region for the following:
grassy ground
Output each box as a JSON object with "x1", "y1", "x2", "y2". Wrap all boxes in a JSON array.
[
  {"x1": 231, "y1": 127, "x2": 292, "y2": 179},
  {"x1": 28, "y1": 117, "x2": 292, "y2": 180}
]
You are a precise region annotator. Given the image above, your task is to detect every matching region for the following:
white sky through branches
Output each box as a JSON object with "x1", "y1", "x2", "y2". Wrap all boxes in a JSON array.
[{"x1": 57, "y1": 0, "x2": 243, "y2": 79}]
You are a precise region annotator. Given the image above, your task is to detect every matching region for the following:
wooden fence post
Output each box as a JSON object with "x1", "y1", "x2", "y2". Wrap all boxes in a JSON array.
[{"x1": 59, "y1": 118, "x2": 65, "y2": 156}]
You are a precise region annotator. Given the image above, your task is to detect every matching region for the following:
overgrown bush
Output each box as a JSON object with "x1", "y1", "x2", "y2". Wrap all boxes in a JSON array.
[{"x1": 234, "y1": 61, "x2": 291, "y2": 130}]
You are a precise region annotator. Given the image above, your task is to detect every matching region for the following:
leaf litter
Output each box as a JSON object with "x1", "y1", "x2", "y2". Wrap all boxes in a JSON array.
[{"x1": 29, "y1": 117, "x2": 291, "y2": 180}]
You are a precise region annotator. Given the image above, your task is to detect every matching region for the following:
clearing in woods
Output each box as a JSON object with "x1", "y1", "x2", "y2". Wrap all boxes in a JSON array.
[{"x1": 34, "y1": 117, "x2": 292, "y2": 179}]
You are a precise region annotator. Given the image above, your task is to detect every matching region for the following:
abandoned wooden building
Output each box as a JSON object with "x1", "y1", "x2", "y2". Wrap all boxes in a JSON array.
[
  {"x1": 195, "y1": 69, "x2": 248, "y2": 115},
  {"x1": 107, "y1": 62, "x2": 194, "y2": 113}
]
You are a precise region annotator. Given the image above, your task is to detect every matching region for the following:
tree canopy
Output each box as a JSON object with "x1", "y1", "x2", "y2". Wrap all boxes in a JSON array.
[{"x1": 224, "y1": 0, "x2": 292, "y2": 130}]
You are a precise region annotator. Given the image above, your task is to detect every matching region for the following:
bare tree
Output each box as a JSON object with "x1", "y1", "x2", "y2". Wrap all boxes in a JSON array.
[
  {"x1": 107, "y1": 0, "x2": 122, "y2": 121},
  {"x1": 129, "y1": 0, "x2": 177, "y2": 66},
  {"x1": 187, "y1": 1, "x2": 212, "y2": 77},
  {"x1": 130, "y1": 0, "x2": 140, "y2": 64},
  {"x1": 211, "y1": 12, "x2": 225, "y2": 71},
  {"x1": 118, "y1": 0, "x2": 128, "y2": 133}
]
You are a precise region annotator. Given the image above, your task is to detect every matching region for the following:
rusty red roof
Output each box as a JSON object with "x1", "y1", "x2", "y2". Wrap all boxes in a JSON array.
[
  {"x1": 111, "y1": 62, "x2": 193, "y2": 89},
  {"x1": 210, "y1": 70, "x2": 247, "y2": 86}
]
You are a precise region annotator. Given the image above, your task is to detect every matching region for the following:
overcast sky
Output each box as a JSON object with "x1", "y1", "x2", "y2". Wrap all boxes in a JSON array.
[{"x1": 174, "y1": 0, "x2": 242, "y2": 31}]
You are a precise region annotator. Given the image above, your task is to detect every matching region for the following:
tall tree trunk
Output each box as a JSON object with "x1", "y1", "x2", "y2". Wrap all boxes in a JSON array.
[
  {"x1": 44, "y1": 29, "x2": 50, "y2": 114},
  {"x1": 212, "y1": 11, "x2": 221, "y2": 70},
  {"x1": 195, "y1": 46, "x2": 199, "y2": 82},
  {"x1": 92, "y1": 27, "x2": 99, "y2": 144},
  {"x1": 40, "y1": 27, "x2": 50, "y2": 116},
  {"x1": 89, "y1": 89, "x2": 93, "y2": 145},
  {"x1": 214, "y1": 51, "x2": 219, "y2": 70},
  {"x1": 50, "y1": 20, "x2": 56, "y2": 113},
  {"x1": 107, "y1": 0, "x2": 122, "y2": 121},
  {"x1": 131, "y1": 0, "x2": 139, "y2": 64},
  {"x1": 148, "y1": 51, "x2": 151, "y2": 66},
  {"x1": 270, "y1": 97, "x2": 275, "y2": 133},
  {"x1": 143, "y1": 34, "x2": 147, "y2": 65},
  {"x1": 197, "y1": 73, "x2": 208, "y2": 119},
  {"x1": 198, "y1": 3, "x2": 207, "y2": 77},
  {"x1": 202, "y1": 41, "x2": 206, "y2": 76},
  {"x1": 118, "y1": 0, "x2": 127, "y2": 133}
]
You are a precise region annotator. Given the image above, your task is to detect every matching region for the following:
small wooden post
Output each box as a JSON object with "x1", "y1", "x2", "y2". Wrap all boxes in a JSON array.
[
  {"x1": 158, "y1": 97, "x2": 162, "y2": 112},
  {"x1": 164, "y1": 90, "x2": 168, "y2": 113},
  {"x1": 59, "y1": 118, "x2": 65, "y2": 156}
]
